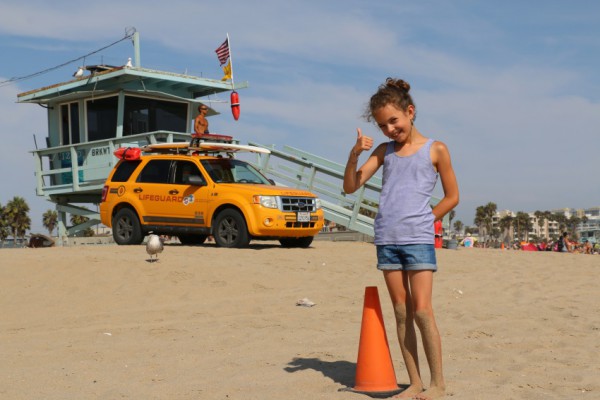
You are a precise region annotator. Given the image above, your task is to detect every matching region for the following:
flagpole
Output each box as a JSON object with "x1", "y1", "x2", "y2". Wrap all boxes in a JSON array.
[{"x1": 227, "y1": 33, "x2": 235, "y2": 90}]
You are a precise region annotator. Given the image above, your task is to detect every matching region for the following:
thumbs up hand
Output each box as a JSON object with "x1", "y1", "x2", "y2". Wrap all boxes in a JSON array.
[{"x1": 353, "y1": 128, "x2": 374, "y2": 155}]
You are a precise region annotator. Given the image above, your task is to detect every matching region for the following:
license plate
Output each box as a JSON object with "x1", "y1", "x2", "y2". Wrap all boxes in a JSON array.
[{"x1": 296, "y1": 212, "x2": 310, "y2": 222}]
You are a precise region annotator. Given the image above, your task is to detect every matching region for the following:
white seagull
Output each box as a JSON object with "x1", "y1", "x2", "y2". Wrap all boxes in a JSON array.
[
  {"x1": 146, "y1": 234, "x2": 164, "y2": 262},
  {"x1": 125, "y1": 57, "x2": 133, "y2": 68},
  {"x1": 73, "y1": 66, "x2": 84, "y2": 78}
]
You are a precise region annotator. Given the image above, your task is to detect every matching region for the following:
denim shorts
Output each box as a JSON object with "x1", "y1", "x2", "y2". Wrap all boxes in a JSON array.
[{"x1": 376, "y1": 244, "x2": 437, "y2": 272}]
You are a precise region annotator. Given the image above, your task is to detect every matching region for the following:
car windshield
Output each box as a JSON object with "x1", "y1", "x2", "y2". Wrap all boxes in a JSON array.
[{"x1": 200, "y1": 158, "x2": 272, "y2": 184}]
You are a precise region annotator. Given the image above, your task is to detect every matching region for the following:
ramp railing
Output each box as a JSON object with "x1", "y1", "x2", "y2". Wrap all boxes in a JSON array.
[
  {"x1": 248, "y1": 143, "x2": 443, "y2": 237},
  {"x1": 249, "y1": 143, "x2": 380, "y2": 236}
]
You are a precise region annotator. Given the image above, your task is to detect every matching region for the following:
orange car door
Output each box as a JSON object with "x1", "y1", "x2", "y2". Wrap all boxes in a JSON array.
[
  {"x1": 134, "y1": 159, "x2": 174, "y2": 226},
  {"x1": 169, "y1": 160, "x2": 210, "y2": 227}
]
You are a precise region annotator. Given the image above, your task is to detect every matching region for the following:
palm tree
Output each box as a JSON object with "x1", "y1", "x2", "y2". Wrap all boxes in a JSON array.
[
  {"x1": 43, "y1": 209, "x2": 58, "y2": 236},
  {"x1": 498, "y1": 214, "x2": 514, "y2": 244},
  {"x1": 5, "y1": 196, "x2": 31, "y2": 243},
  {"x1": 448, "y1": 209, "x2": 456, "y2": 235},
  {"x1": 0, "y1": 203, "x2": 11, "y2": 247},
  {"x1": 566, "y1": 215, "x2": 583, "y2": 240},
  {"x1": 551, "y1": 212, "x2": 567, "y2": 234},
  {"x1": 453, "y1": 220, "x2": 463, "y2": 236},
  {"x1": 474, "y1": 207, "x2": 485, "y2": 238},
  {"x1": 70, "y1": 214, "x2": 95, "y2": 237},
  {"x1": 474, "y1": 202, "x2": 497, "y2": 243},
  {"x1": 534, "y1": 210, "x2": 547, "y2": 240},
  {"x1": 514, "y1": 211, "x2": 532, "y2": 242}
]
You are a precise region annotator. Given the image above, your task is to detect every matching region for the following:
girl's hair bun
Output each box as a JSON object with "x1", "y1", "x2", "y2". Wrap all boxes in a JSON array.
[{"x1": 385, "y1": 78, "x2": 410, "y2": 93}]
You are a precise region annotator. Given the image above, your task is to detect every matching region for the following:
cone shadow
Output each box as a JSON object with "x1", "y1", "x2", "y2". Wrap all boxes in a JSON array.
[{"x1": 284, "y1": 357, "x2": 355, "y2": 388}]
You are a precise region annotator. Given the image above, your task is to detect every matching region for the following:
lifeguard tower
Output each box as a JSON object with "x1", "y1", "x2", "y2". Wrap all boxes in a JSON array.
[{"x1": 17, "y1": 32, "x2": 247, "y2": 243}]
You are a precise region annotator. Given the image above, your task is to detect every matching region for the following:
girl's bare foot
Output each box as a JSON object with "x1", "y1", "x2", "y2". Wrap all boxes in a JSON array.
[
  {"x1": 412, "y1": 385, "x2": 445, "y2": 399},
  {"x1": 393, "y1": 384, "x2": 423, "y2": 398}
]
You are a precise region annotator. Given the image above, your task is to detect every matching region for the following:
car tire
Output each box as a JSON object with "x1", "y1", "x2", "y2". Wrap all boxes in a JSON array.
[
  {"x1": 279, "y1": 236, "x2": 314, "y2": 248},
  {"x1": 112, "y1": 208, "x2": 143, "y2": 245},
  {"x1": 214, "y1": 209, "x2": 249, "y2": 248},
  {"x1": 178, "y1": 234, "x2": 208, "y2": 245}
]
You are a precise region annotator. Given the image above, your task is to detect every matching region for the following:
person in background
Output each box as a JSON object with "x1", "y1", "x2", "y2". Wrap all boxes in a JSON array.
[
  {"x1": 559, "y1": 232, "x2": 573, "y2": 253},
  {"x1": 194, "y1": 104, "x2": 209, "y2": 135}
]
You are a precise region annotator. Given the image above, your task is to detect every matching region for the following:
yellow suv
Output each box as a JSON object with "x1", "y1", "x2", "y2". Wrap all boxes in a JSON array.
[{"x1": 99, "y1": 146, "x2": 324, "y2": 248}]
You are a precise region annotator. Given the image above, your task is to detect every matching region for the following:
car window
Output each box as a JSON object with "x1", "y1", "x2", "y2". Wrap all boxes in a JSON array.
[
  {"x1": 111, "y1": 160, "x2": 141, "y2": 182},
  {"x1": 174, "y1": 160, "x2": 205, "y2": 185},
  {"x1": 200, "y1": 159, "x2": 271, "y2": 184},
  {"x1": 137, "y1": 159, "x2": 171, "y2": 183}
]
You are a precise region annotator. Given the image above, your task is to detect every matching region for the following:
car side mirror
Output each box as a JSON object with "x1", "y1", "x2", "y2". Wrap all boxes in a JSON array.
[{"x1": 186, "y1": 175, "x2": 206, "y2": 186}]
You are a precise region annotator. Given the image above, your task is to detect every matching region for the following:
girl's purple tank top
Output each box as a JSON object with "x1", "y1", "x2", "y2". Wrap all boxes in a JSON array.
[{"x1": 374, "y1": 139, "x2": 438, "y2": 245}]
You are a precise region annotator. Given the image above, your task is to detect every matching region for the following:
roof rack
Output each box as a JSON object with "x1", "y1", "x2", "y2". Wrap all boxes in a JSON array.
[
  {"x1": 139, "y1": 142, "x2": 271, "y2": 155},
  {"x1": 190, "y1": 133, "x2": 234, "y2": 146}
]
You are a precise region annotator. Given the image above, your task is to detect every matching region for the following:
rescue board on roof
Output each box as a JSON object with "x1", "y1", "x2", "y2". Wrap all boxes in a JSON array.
[{"x1": 141, "y1": 142, "x2": 271, "y2": 154}]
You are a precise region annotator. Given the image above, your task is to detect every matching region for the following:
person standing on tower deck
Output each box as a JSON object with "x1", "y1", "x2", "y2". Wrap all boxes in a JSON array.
[
  {"x1": 193, "y1": 104, "x2": 209, "y2": 136},
  {"x1": 343, "y1": 78, "x2": 459, "y2": 400}
]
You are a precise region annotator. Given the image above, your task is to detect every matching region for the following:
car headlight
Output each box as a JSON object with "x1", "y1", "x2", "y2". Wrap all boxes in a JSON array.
[
  {"x1": 315, "y1": 198, "x2": 322, "y2": 210},
  {"x1": 253, "y1": 195, "x2": 279, "y2": 209}
]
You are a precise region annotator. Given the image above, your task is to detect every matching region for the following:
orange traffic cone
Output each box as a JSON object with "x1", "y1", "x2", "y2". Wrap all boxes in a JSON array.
[
  {"x1": 501, "y1": 243, "x2": 505, "y2": 250},
  {"x1": 351, "y1": 286, "x2": 401, "y2": 396}
]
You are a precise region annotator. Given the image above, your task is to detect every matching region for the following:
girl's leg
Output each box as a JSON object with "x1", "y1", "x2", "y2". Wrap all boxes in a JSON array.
[
  {"x1": 408, "y1": 271, "x2": 445, "y2": 399},
  {"x1": 383, "y1": 270, "x2": 423, "y2": 398}
]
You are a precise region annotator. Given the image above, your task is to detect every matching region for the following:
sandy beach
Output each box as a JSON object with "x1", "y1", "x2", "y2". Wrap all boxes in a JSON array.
[{"x1": 1, "y1": 241, "x2": 598, "y2": 399}]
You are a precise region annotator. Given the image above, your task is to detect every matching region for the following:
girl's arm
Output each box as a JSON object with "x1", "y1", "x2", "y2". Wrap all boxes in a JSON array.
[{"x1": 431, "y1": 141, "x2": 459, "y2": 221}]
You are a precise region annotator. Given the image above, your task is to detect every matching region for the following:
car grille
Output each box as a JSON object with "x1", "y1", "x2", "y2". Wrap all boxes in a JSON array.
[
  {"x1": 281, "y1": 197, "x2": 317, "y2": 212},
  {"x1": 285, "y1": 221, "x2": 316, "y2": 228}
]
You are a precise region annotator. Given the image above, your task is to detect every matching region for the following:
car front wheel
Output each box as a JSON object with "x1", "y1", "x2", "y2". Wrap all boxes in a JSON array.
[
  {"x1": 112, "y1": 208, "x2": 143, "y2": 245},
  {"x1": 214, "y1": 209, "x2": 249, "y2": 248}
]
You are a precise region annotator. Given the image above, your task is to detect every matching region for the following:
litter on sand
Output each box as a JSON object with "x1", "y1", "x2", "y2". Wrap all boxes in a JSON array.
[{"x1": 296, "y1": 298, "x2": 316, "y2": 307}]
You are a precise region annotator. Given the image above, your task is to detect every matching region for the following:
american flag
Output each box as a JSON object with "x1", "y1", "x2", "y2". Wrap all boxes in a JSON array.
[{"x1": 215, "y1": 38, "x2": 230, "y2": 66}]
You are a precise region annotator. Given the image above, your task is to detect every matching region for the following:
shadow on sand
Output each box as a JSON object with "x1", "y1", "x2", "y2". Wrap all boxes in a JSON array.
[
  {"x1": 284, "y1": 357, "x2": 356, "y2": 388},
  {"x1": 284, "y1": 357, "x2": 408, "y2": 398}
]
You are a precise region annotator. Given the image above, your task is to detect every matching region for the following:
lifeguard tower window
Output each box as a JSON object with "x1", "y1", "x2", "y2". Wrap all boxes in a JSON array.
[
  {"x1": 60, "y1": 103, "x2": 80, "y2": 145},
  {"x1": 124, "y1": 97, "x2": 187, "y2": 136},
  {"x1": 136, "y1": 160, "x2": 171, "y2": 184},
  {"x1": 111, "y1": 160, "x2": 141, "y2": 182},
  {"x1": 87, "y1": 96, "x2": 118, "y2": 142}
]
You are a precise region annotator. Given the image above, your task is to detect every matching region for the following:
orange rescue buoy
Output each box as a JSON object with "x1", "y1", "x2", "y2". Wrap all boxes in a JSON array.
[{"x1": 231, "y1": 91, "x2": 240, "y2": 120}]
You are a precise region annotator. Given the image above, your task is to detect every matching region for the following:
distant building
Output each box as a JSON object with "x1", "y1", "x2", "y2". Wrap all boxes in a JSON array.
[
  {"x1": 492, "y1": 206, "x2": 600, "y2": 243},
  {"x1": 576, "y1": 207, "x2": 600, "y2": 244}
]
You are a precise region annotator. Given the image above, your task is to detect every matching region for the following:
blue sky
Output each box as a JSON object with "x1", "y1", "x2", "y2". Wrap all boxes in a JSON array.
[{"x1": 1, "y1": 0, "x2": 599, "y2": 232}]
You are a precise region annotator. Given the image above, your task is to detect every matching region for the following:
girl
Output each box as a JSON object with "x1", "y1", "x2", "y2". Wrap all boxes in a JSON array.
[{"x1": 343, "y1": 78, "x2": 459, "y2": 399}]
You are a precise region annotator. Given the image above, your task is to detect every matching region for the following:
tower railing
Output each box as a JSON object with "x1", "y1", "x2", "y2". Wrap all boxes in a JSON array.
[{"x1": 31, "y1": 131, "x2": 191, "y2": 198}]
